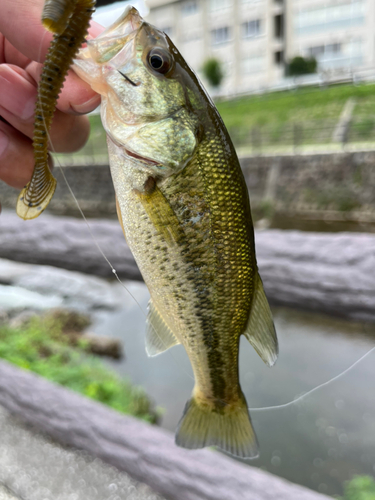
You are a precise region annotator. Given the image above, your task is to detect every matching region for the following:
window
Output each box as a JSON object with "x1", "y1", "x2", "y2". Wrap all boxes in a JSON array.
[
  {"x1": 210, "y1": 0, "x2": 232, "y2": 12},
  {"x1": 306, "y1": 40, "x2": 362, "y2": 69},
  {"x1": 296, "y1": 1, "x2": 365, "y2": 34},
  {"x1": 181, "y1": 1, "x2": 198, "y2": 16},
  {"x1": 308, "y1": 45, "x2": 324, "y2": 58},
  {"x1": 308, "y1": 43, "x2": 342, "y2": 59},
  {"x1": 274, "y1": 14, "x2": 284, "y2": 39},
  {"x1": 211, "y1": 27, "x2": 231, "y2": 45},
  {"x1": 274, "y1": 50, "x2": 284, "y2": 65},
  {"x1": 242, "y1": 20, "x2": 261, "y2": 38}
]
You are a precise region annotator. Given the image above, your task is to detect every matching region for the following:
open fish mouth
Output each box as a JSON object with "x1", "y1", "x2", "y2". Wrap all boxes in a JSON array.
[
  {"x1": 80, "y1": 6, "x2": 144, "y2": 65},
  {"x1": 124, "y1": 147, "x2": 161, "y2": 167},
  {"x1": 118, "y1": 71, "x2": 140, "y2": 87}
]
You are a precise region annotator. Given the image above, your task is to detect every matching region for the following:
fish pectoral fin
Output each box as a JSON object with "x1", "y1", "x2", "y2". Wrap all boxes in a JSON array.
[
  {"x1": 145, "y1": 300, "x2": 180, "y2": 357},
  {"x1": 243, "y1": 272, "x2": 278, "y2": 367},
  {"x1": 136, "y1": 186, "x2": 184, "y2": 245}
]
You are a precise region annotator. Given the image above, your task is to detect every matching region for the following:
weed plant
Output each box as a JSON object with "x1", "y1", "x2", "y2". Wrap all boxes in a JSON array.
[{"x1": 0, "y1": 316, "x2": 158, "y2": 423}]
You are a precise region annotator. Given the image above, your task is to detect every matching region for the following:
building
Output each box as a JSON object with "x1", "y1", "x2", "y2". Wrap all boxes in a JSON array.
[{"x1": 145, "y1": 0, "x2": 375, "y2": 93}]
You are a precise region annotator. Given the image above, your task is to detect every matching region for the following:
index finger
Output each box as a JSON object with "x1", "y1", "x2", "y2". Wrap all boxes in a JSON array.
[{"x1": 0, "y1": 0, "x2": 103, "y2": 64}]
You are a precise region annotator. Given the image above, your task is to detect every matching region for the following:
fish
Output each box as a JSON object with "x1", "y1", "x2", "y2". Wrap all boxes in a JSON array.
[{"x1": 26, "y1": 3, "x2": 279, "y2": 458}]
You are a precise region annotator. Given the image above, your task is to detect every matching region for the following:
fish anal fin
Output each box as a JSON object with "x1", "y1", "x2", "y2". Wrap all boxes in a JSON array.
[
  {"x1": 175, "y1": 391, "x2": 259, "y2": 459},
  {"x1": 243, "y1": 272, "x2": 278, "y2": 367},
  {"x1": 146, "y1": 300, "x2": 180, "y2": 357}
]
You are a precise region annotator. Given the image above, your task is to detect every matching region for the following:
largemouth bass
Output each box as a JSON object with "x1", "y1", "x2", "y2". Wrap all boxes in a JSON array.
[{"x1": 81, "y1": 6, "x2": 277, "y2": 458}]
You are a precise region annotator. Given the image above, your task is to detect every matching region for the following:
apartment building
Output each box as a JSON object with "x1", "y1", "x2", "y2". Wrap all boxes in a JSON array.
[{"x1": 145, "y1": 0, "x2": 375, "y2": 93}]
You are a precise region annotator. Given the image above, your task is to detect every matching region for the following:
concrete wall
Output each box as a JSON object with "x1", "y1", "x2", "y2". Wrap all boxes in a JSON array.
[
  {"x1": 2, "y1": 150, "x2": 375, "y2": 221},
  {"x1": 0, "y1": 165, "x2": 117, "y2": 218}
]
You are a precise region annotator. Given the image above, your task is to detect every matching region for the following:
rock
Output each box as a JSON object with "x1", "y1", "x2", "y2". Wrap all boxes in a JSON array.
[
  {"x1": 8, "y1": 310, "x2": 39, "y2": 329},
  {"x1": 80, "y1": 333, "x2": 123, "y2": 359},
  {"x1": 0, "y1": 260, "x2": 131, "y2": 313},
  {"x1": 0, "y1": 284, "x2": 63, "y2": 312},
  {"x1": 0, "y1": 310, "x2": 9, "y2": 325},
  {"x1": 44, "y1": 309, "x2": 91, "y2": 332},
  {"x1": 14, "y1": 266, "x2": 124, "y2": 311}
]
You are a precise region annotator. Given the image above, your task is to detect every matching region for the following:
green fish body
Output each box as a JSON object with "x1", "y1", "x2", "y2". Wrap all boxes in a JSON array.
[{"x1": 74, "y1": 6, "x2": 278, "y2": 458}]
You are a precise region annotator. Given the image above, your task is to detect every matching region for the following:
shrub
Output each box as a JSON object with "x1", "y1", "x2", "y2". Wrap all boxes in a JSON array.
[
  {"x1": 202, "y1": 58, "x2": 224, "y2": 87},
  {"x1": 286, "y1": 56, "x2": 317, "y2": 76}
]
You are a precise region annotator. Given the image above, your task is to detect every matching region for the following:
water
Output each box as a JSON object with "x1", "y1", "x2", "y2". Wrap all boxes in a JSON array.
[{"x1": 91, "y1": 282, "x2": 375, "y2": 497}]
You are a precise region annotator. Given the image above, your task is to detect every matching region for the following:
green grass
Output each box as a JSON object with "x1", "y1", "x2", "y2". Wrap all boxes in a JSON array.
[
  {"x1": 217, "y1": 83, "x2": 375, "y2": 128},
  {"x1": 339, "y1": 475, "x2": 375, "y2": 500},
  {"x1": 216, "y1": 83, "x2": 375, "y2": 149},
  {"x1": 0, "y1": 316, "x2": 158, "y2": 423},
  {"x1": 55, "y1": 82, "x2": 375, "y2": 164}
]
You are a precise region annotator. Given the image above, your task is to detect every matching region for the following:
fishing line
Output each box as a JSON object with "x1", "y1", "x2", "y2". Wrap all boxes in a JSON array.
[
  {"x1": 48, "y1": 136, "x2": 194, "y2": 381},
  {"x1": 36, "y1": 29, "x2": 373, "y2": 393},
  {"x1": 249, "y1": 346, "x2": 375, "y2": 412},
  {"x1": 36, "y1": 45, "x2": 194, "y2": 382}
]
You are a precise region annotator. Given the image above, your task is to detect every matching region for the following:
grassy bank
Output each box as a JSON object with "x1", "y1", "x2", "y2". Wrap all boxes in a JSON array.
[
  {"x1": 0, "y1": 315, "x2": 158, "y2": 423},
  {"x1": 216, "y1": 83, "x2": 375, "y2": 129},
  {"x1": 216, "y1": 83, "x2": 375, "y2": 150},
  {"x1": 54, "y1": 82, "x2": 375, "y2": 164}
]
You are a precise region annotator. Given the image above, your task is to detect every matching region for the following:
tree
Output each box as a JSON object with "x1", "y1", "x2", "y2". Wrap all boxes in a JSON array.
[
  {"x1": 202, "y1": 58, "x2": 224, "y2": 87},
  {"x1": 286, "y1": 56, "x2": 317, "y2": 76}
]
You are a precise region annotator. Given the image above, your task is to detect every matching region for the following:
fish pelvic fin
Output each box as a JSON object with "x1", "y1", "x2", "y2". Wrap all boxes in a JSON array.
[
  {"x1": 145, "y1": 300, "x2": 180, "y2": 356},
  {"x1": 243, "y1": 272, "x2": 278, "y2": 367},
  {"x1": 175, "y1": 392, "x2": 259, "y2": 459}
]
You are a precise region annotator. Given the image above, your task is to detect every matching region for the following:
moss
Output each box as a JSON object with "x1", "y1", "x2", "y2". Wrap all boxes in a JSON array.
[{"x1": 340, "y1": 475, "x2": 375, "y2": 500}]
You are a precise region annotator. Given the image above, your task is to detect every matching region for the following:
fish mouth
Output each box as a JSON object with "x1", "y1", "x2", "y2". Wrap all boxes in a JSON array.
[
  {"x1": 118, "y1": 71, "x2": 140, "y2": 87},
  {"x1": 125, "y1": 147, "x2": 161, "y2": 167},
  {"x1": 85, "y1": 7, "x2": 144, "y2": 64}
]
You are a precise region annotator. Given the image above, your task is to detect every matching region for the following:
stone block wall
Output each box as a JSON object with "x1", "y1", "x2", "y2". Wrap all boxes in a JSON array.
[{"x1": 2, "y1": 151, "x2": 375, "y2": 220}]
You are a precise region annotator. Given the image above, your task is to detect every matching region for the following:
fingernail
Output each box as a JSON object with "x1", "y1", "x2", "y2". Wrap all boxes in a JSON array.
[
  {"x1": 72, "y1": 95, "x2": 101, "y2": 114},
  {"x1": 21, "y1": 96, "x2": 36, "y2": 121},
  {"x1": 0, "y1": 130, "x2": 9, "y2": 158}
]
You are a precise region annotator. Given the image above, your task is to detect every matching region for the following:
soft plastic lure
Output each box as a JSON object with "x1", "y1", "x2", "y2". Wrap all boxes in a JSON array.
[{"x1": 16, "y1": 0, "x2": 95, "y2": 220}]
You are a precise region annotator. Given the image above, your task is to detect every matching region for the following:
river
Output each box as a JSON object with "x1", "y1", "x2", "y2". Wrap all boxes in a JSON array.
[{"x1": 91, "y1": 281, "x2": 375, "y2": 498}]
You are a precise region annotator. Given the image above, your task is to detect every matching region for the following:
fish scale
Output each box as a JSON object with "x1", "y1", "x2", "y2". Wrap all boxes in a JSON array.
[
  {"x1": 14, "y1": 0, "x2": 277, "y2": 458},
  {"x1": 74, "y1": 5, "x2": 278, "y2": 457}
]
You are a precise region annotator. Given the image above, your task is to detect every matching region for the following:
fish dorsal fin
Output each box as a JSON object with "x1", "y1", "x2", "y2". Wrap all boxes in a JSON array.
[
  {"x1": 243, "y1": 272, "x2": 278, "y2": 367},
  {"x1": 145, "y1": 300, "x2": 180, "y2": 357}
]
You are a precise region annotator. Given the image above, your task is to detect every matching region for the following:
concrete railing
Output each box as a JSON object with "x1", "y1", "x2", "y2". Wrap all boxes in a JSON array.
[
  {"x1": 0, "y1": 360, "x2": 331, "y2": 500},
  {"x1": 1, "y1": 211, "x2": 375, "y2": 321}
]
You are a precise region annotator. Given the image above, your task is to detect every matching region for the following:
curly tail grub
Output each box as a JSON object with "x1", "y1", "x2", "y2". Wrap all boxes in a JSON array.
[{"x1": 16, "y1": 0, "x2": 96, "y2": 220}]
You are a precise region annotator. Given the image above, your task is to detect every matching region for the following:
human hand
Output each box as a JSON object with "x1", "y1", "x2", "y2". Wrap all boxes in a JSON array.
[{"x1": 0, "y1": 0, "x2": 103, "y2": 190}]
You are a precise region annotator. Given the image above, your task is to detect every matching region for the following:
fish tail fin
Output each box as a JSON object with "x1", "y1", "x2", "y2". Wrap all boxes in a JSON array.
[{"x1": 175, "y1": 391, "x2": 259, "y2": 459}]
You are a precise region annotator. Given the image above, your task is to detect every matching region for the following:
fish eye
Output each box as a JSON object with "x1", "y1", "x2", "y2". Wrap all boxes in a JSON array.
[{"x1": 147, "y1": 48, "x2": 172, "y2": 74}]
